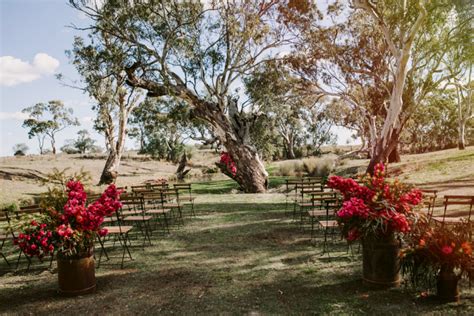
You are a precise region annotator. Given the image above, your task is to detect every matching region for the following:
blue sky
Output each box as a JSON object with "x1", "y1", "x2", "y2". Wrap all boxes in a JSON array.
[
  {"x1": 0, "y1": 0, "x2": 101, "y2": 156},
  {"x1": 0, "y1": 0, "x2": 357, "y2": 157}
]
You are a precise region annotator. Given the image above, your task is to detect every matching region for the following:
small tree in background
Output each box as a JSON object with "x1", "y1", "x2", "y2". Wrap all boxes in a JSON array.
[
  {"x1": 22, "y1": 100, "x2": 79, "y2": 155},
  {"x1": 74, "y1": 129, "x2": 97, "y2": 154},
  {"x1": 12, "y1": 143, "x2": 29, "y2": 156},
  {"x1": 61, "y1": 129, "x2": 98, "y2": 154}
]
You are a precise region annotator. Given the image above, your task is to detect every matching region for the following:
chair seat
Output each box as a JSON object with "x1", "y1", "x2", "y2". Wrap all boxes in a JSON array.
[
  {"x1": 124, "y1": 215, "x2": 153, "y2": 221},
  {"x1": 308, "y1": 210, "x2": 326, "y2": 217},
  {"x1": 318, "y1": 220, "x2": 338, "y2": 228},
  {"x1": 146, "y1": 209, "x2": 171, "y2": 215},
  {"x1": 121, "y1": 210, "x2": 138, "y2": 216},
  {"x1": 103, "y1": 226, "x2": 133, "y2": 234},
  {"x1": 432, "y1": 216, "x2": 466, "y2": 224},
  {"x1": 163, "y1": 203, "x2": 180, "y2": 208}
]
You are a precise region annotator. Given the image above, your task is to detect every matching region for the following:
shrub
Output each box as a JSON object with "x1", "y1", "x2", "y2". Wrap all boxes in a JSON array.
[
  {"x1": 278, "y1": 160, "x2": 304, "y2": 176},
  {"x1": 303, "y1": 157, "x2": 335, "y2": 177},
  {"x1": 13, "y1": 143, "x2": 29, "y2": 156}
]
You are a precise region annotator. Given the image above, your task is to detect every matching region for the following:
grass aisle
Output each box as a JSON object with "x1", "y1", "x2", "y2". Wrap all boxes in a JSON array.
[{"x1": 1, "y1": 193, "x2": 473, "y2": 315}]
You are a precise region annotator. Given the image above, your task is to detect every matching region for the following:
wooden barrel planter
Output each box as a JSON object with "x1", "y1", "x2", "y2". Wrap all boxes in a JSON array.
[
  {"x1": 436, "y1": 266, "x2": 460, "y2": 302},
  {"x1": 362, "y1": 234, "x2": 401, "y2": 288},
  {"x1": 57, "y1": 252, "x2": 96, "y2": 296}
]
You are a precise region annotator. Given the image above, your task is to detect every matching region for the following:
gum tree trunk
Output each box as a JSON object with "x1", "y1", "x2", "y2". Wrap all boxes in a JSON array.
[
  {"x1": 99, "y1": 150, "x2": 122, "y2": 184},
  {"x1": 99, "y1": 106, "x2": 128, "y2": 185},
  {"x1": 194, "y1": 99, "x2": 268, "y2": 193},
  {"x1": 458, "y1": 122, "x2": 466, "y2": 150}
]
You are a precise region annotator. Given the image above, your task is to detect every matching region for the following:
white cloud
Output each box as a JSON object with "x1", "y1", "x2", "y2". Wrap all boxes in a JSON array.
[
  {"x1": 0, "y1": 53, "x2": 60, "y2": 86},
  {"x1": 0, "y1": 111, "x2": 29, "y2": 121}
]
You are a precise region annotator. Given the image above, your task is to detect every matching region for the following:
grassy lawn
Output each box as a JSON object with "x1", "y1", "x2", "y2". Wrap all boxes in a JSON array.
[{"x1": 1, "y1": 192, "x2": 473, "y2": 315}]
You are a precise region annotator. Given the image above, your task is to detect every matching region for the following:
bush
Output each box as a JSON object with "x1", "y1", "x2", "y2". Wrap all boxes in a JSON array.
[
  {"x1": 278, "y1": 160, "x2": 304, "y2": 176},
  {"x1": 12, "y1": 143, "x2": 29, "y2": 156},
  {"x1": 303, "y1": 157, "x2": 335, "y2": 177}
]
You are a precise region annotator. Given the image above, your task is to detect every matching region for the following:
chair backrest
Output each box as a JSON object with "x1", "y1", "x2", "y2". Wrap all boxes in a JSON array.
[
  {"x1": 131, "y1": 184, "x2": 151, "y2": 192},
  {"x1": 442, "y1": 195, "x2": 474, "y2": 222},
  {"x1": 150, "y1": 183, "x2": 169, "y2": 190},
  {"x1": 141, "y1": 192, "x2": 165, "y2": 209},
  {"x1": 116, "y1": 186, "x2": 128, "y2": 192},
  {"x1": 120, "y1": 195, "x2": 144, "y2": 213},
  {"x1": 160, "y1": 189, "x2": 180, "y2": 204},
  {"x1": 173, "y1": 183, "x2": 192, "y2": 197},
  {"x1": 173, "y1": 183, "x2": 191, "y2": 190},
  {"x1": 16, "y1": 204, "x2": 43, "y2": 218},
  {"x1": 420, "y1": 189, "x2": 438, "y2": 218},
  {"x1": 0, "y1": 209, "x2": 10, "y2": 236}
]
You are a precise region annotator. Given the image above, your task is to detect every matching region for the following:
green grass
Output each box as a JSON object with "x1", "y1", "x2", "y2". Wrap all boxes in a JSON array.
[
  {"x1": 1, "y1": 192, "x2": 473, "y2": 314},
  {"x1": 191, "y1": 176, "x2": 289, "y2": 195}
]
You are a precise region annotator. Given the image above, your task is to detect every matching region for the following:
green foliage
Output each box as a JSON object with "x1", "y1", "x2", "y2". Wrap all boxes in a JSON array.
[
  {"x1": 12, "y1": 143, "x2": 29, "y2": 156},
  {"x1": 61, "y1": 129, "x2": 99, "y2": 154},
  {"x1": 403, "y1": 90, "x2": 459, "y2": 152},
  {"x1": 245, "y1": 61, "x2": 336, "y2": 160},
  {"x1": 22, "y1": 100, "x2": 79, "y2": 154},
  {"x1": 128, "y1": 98, "x2": 203, "y2": 162}
]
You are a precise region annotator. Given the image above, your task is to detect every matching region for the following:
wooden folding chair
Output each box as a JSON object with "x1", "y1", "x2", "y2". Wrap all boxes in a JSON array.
[
  {"x1": 97, "y1": 207, "x2": 134, "y2": 269},
  {"x1": 121, "y1": 195, "x2": 153, "y2": 246},
  {"x1": 431, "y1": 195, "x2": 474, "y2": 227},
  {"x1": 141, "y1": 192, "x2": 171, "y2": 234},
  {"x1": 420, "y1": 189, "x2": 438, "y2": 221},
  {"x1": 308, "y1": 192, "x2": 338, "y2": 239},
  {"x1": 318, "y1": 197, "x2": 342, "y2": 255},
  {"x1": 160, "y1": 189, "x2": 184, "y2": 226},
  {"x1": 293, "y1": 181, "x2": 322, "y2": 223},
  {"x1": 0, "y1": 210, "x2": 12, "y2": 267},
  {"x1": 173, "y1": 183, "x2": 196, "y2": 217},
  {"x1": 150, "y1": 182, "x2": 169, "y2": 191}
]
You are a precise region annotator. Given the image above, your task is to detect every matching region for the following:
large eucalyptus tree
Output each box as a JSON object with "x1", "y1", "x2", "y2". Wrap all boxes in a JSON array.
[
  {"x1": 290, "y1": 0, "x2": 463, "y2": 172},
  {"x1": 69, "y1": 0, "x2": 296, "y2": 192}
]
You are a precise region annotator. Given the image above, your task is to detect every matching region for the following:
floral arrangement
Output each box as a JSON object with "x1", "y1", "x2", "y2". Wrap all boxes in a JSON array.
[
  {"x1": 220, "y1": 152, "x2": 237, "y2": 177},
  {"x1": 401, "y1": 220, "x2": 473, "y2": 287},
  {"x1": 327, "y1": 163, "x2": 422, "y2": 241},
  {"x1": 14, "y1": 180, "x2": 122, "y2": 259}
]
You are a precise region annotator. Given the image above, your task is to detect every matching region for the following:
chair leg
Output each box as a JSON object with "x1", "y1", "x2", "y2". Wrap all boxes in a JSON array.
[
  {"x1": 1, "y1": 252, "x2": 9, "y2": 267},
  {"x1": 49, "y1": 250, "x2": 55, "y2": 269},
  {"x1": 163, "y1": 213, "x2": 170, "y2": 234}
]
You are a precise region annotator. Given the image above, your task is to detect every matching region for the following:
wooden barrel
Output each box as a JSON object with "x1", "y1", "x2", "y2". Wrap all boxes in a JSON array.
[
  {"x1": 362, "y1": 234, "x2": 401, "y2": 288},
  {"x1": 57, "y1": 254, "x2": 96, "y2": 296},
  {"x1": 437, "y1": 266, "x2": 460, "y2": 302}
]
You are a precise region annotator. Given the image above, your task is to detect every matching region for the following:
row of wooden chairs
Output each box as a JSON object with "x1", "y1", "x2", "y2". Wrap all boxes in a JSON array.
[
  {"x1": 1, "y1": 182, "x2": 197, "y2": 271},
  {"x1": 283, "y1": 177, "x2": 343, "y2": 254},
  {"x1": 95, "y1": 183, "x2": 197, "y2": 268}
]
